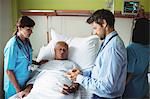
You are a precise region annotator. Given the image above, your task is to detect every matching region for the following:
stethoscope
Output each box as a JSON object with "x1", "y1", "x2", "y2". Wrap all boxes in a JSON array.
[{"x1": 15, "y1": 35, "x2": 31, "y2": 62}]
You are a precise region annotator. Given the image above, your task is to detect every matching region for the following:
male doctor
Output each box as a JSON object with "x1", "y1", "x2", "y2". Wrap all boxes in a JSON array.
[{"x1": 66, "y1": 9, "x2": 127, "y2": 99}]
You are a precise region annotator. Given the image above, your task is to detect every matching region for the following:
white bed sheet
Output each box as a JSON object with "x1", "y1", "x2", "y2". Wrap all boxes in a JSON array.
[{"x1": 9, "y1": 60, "x2": 91, "y2": 99}]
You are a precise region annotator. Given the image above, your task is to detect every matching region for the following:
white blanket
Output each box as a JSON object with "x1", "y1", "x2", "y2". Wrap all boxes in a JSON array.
[{"x1": 9, "y1": 60, "x2": 91, "y2": 99}]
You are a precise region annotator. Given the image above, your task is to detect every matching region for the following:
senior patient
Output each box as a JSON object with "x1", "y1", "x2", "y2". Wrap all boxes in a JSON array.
[{"x1": 17, "y1": 41, "x2": 79, "y2": 99}]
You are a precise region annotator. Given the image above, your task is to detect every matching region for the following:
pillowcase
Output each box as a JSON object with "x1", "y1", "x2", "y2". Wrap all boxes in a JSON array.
[
  {"x1": 68, "y1": 36, "x2": 100, "y2": 69},
  {"x1": 36, "y1": 29, "x2": 71, "y2": 62},
  {"x1": 36, "y1": 29, "x2": 100, "y2": 69},
  {"x1": 36, "y1": 41, "x2": 54, "y2": 62}
]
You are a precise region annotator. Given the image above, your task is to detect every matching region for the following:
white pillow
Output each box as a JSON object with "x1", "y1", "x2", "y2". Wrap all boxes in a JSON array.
[
  {"x1": 68, "y1": 36, "x2": 100, "y2": 69},
  {"x1": 36, "y1": 41, "x2": 54, "y2": 62},
  {"x1": 36, "y1": 29, "x2": 71, "y2": 62},
  {"x1": 36, "y1": 29, "x2": 100, "y2": 69}
]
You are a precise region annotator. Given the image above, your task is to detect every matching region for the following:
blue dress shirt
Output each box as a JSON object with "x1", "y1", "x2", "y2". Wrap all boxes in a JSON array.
[{"x1": 76, "y1": 31, "x2": 127, "y2": 98}]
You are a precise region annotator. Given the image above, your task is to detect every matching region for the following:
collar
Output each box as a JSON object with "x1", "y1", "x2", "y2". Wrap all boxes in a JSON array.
[
  {"x1": 102, "y1": 31, "x2": 117, "y2": 47},
  {"x1": 16, "y1": 35, "x2": 24, "y2": 47}
]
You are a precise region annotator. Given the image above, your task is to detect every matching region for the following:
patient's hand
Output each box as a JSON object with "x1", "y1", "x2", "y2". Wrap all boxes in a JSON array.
[
  {"x1": 62, "y1": 83, "x2": 79, "y2": 95},
  {"x1": 69, "y1": 83, "x2": 79, "y2": 92},
  {"x1": 62, "y1": 84, "x2": 70, "y2": 95}
]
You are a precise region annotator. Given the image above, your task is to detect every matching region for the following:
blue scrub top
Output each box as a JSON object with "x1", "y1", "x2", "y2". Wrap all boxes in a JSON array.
[
  {"x1": 4, "y1": 36, "x2": 32, "y2": 97},
  {"x1": 123, "y1": 43, "x2": 150, "y2": 98}
]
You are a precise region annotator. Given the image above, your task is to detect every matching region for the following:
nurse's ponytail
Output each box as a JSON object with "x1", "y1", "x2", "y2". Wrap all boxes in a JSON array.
[{"x1": 13, "y1": 16, "x2": 35, "y2": 36}]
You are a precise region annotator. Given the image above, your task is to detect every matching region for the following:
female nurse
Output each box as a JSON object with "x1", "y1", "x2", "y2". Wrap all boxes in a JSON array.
[
  {"x1": 123, "y1": 18, "x2": 150, "y2": 98},
  {"x1": 4, "y1": 16, "x2": 47, "y2": 99}
]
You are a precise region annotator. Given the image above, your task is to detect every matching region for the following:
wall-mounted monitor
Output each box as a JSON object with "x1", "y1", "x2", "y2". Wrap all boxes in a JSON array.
[{"x1": 122, "y1": 0, "x2": 140, "y2": 15}]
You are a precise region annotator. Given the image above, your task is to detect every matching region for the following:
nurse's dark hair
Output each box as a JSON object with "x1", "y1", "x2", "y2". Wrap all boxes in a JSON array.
[
  {"x1": 14, "y1": 16, "x2": 35, "y2": 35},
  {"x1": 14, "y1": 16, "x2": 35, "y2": 48},
  {"x1": 87, "y1": 9, "x2": 115, "y2": 28},
  {"x1": 132, "y1": 18, "x2": 150, "y2": 45}
]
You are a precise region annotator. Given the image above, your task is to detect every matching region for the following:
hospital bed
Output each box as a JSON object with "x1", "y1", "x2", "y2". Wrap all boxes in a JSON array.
[{"x1": 9, "y1": 29, "x2": 100, "y2": 99}]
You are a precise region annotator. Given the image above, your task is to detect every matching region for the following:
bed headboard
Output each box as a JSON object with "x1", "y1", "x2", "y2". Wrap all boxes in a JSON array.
[{"x1": 29, "y1": 16, "x2": 93, "y2": 58}]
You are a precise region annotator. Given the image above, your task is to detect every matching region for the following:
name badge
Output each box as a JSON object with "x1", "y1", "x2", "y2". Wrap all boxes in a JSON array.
[{"x1": 28, "y1": 64, "x2": 39, "y2": 71}]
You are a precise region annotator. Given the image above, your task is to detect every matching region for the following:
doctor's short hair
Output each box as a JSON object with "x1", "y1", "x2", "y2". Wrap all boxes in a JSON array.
[
  {"x1": 132, "y1": 18, "x2": 150, "y2": 45},
  {"x1": 87, "y1": 9, "x2": 115, "y2": 28}
]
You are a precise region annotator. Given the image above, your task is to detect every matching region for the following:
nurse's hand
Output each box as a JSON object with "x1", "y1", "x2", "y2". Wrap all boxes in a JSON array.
[
  {"x1": 23, "y1": 84, "x2": 33, "y2": 97},
  {"x1": 17, "y1": 91, "x2": 26, "y2": 99},
  {"x1": 32, "y1": 60, "x2": 49, "y2": 65},
  {"x1": 39, "y1": 60, "x2": 49, "y2": 65}
]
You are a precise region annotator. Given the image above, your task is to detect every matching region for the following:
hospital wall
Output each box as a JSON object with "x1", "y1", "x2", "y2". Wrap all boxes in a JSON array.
[
  {"x1": 0, "y1": 0, "x2": 2, "y2": 97},
  {"x1": 28, "y1": 16, "x2": 133, "y2": 59},
  {"x1": 12, "y1": 0, "x2": 149, "y2": 29},
  {"x1": 12, "y1": 0, "x2": 149, "y2": 58}
]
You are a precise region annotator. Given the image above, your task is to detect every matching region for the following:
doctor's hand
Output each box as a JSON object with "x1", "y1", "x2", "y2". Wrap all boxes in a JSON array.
[{"x1": 66, "y1": 68, "x2": 81, "y2": 81}]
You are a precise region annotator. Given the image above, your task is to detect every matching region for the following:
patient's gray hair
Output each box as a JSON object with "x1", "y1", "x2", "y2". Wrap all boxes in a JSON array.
[{"x1": 55, "y1": 41, "x2": 68, "y2": 49}]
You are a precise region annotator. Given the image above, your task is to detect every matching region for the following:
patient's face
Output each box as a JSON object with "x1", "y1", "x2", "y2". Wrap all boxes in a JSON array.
[{"x1": 55, "y1": 44, "x2": 68, "y2": 60}]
